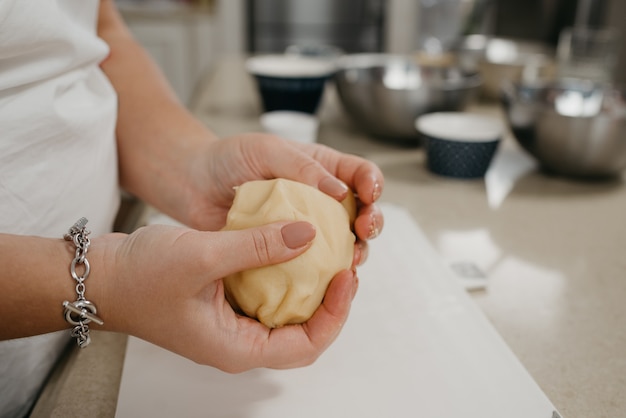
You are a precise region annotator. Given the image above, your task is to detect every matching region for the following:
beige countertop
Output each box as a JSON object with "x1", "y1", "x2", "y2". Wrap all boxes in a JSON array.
[
  {"x1": 190, "y1": 57, "x2": 626, "y2": 418},
  {"x1": 35, "y1": 57, "x2": 626, "y2": 417}
]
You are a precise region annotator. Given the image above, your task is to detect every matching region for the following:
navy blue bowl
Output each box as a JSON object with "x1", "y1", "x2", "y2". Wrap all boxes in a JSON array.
[
  {"x1": 247, "y1": 55, "x2": 337, "y2": 115},
  {"x1": 416, "y1": 112, "x2": 502, "y2": 179},
  {"x1": 253, "y1": 74, "x2": 329, "y2": 114}
]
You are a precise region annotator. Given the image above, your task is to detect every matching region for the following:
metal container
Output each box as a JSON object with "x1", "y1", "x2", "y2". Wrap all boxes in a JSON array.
[
  {"x1": 501, "y1": 80, "x2": 626, "y2": 179},
  {"x1": 334, "y1": 53, "x2": 481, "y2": 145},
  {"x1": 456, "y1": 35, "x2": 556, "y2": 101}
]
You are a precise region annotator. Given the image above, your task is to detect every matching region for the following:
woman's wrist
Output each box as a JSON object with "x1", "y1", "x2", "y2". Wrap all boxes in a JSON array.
[
  {"x1": 0, "y1": 233, "x2": 83, "y2": 339},
  {"x1": 0, "y1": 227, "x2": 131, "y2": 343},
  {"x1": 84, "y1": 232, "x2": 127, "y2": 335}
]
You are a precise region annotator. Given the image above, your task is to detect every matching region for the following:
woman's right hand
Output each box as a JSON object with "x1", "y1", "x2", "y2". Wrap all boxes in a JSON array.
[{"x1": 94, "y1": 220, "x2": 358, "y2": 372}]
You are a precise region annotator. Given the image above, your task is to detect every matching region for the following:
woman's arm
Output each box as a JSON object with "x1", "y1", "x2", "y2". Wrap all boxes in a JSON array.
[
  {"x1": 0, "y1": 221, "x2": 357, "y2": 372},
  {"x1": 0, "y1": 231, "x2": 113, "y2": 340},
  {"x1": 97, "y1": 0, "x2": 217, "y2": 226}
]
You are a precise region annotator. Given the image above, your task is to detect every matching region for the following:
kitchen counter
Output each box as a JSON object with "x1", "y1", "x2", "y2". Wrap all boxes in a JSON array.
[
  {"x1": 191, "y1": 57, "x2": 626, "y2": 418},
  {"x1": 34, "y1": 57, "x2": 626, "y2": 418}
]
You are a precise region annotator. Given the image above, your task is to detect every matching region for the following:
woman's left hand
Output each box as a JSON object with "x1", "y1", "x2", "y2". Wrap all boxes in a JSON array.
[{"x1": 182, "y1": 133, "x2": 384, "y2": 265}]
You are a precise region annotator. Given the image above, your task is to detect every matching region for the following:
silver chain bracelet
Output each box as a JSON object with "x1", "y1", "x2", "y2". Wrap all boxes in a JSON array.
[{"x1": 62, "y1": 217, "x2": 103, "y2": 348}]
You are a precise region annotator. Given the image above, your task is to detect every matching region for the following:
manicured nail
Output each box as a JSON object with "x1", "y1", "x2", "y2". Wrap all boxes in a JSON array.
[
  {"x1": 318, "y1": 177, "x2": 349, "y2": 200},
  {"x1": 356, "y1": 240, "x2": 369, "y2": 266},
  {"x1": 368, "y1": 214, "x2": 380, "y2": 239},
  {"x1": 351, "y1": 270, "x2": 359, "y2": 299},
  {"x1": 372, "y1": 181, "x2": 382, "y2": 202},
  {"x1": 281, "y1": 222, "x2": 316, "y2": 249}
]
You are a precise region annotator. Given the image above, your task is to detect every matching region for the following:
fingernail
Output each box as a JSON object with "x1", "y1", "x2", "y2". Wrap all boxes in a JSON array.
[
  {"x1": 318, "y1": 177, "x2": 349, "y2": 200},
  {"x1": 351, "y1": 270, "x2": 359, "y2": 299},
  {"x1": 368, "y1": 214, "x2": 380, "y2": 239},
  {"x1": 356, "y1": 240, "x2": 369, "y2": 266},
  {"x1": 281, "y1": 222, "x2": 316, "y2": 249},
  {"x1": 372, "y1": 181, "x2": 382, "y2": 202}
]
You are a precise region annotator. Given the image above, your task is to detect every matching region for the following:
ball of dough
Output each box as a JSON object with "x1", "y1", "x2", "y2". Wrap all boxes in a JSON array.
[{"x1": 222, "y1": 178, "x2": 356, "y2": 328}]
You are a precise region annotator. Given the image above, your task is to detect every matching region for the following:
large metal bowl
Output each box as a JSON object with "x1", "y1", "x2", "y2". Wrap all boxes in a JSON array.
[
  {"x1": 334, "y1": 53, "x2": 481, "y2": 145},
  {"x1": 501, "y1": 80, "x2": 626, "y2": 179}
]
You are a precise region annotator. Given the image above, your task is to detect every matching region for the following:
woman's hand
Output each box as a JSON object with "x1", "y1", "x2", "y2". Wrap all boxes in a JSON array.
[
  {"x1": 183, "y1": 133, "x2": 384, "y2": 265},
  {"x1": 98, "y1": 134, "x2": 383, "y2": 370},
  {"x1": 96, "y1": 220, "x2": 357, "y2": 372}
]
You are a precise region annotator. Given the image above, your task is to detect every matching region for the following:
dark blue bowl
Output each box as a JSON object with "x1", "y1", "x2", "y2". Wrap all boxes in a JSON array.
[
  {"x1": 253, "y1": 74, "x2": 329, "y2": 114},
  {"x1": 416, "y1": 112, "x2": 502, "y2": 179},
  {"x1": 247, "y1": 55, "x2": 337, "y2": 115},
  {"x1": 423, "y1": 135, "x2": 500, "y2": 178}
]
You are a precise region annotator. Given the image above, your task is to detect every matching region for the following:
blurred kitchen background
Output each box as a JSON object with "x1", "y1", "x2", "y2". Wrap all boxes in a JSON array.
[{"x1": 115, "y1": 0, "x2": 625, "y2": 106}]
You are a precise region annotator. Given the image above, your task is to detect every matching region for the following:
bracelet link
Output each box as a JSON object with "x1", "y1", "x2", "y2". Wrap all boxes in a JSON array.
[
  {"x1": 63, "y1": 300, "x2": 103, "y2": 326},
  {"x1": 70, "y1": 323, "x2": 91, "y2": 348},
  {"x1": 62, "y1": 218, "x2": 102, "y2": 348}
]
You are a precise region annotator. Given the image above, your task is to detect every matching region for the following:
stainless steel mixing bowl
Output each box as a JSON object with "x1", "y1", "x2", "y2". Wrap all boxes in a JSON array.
[
  {"x1": 502, "y1": 80, "x2": 626, "y2": 179},
  {"x1": 334, "y1": 53, "x2": 481, "y2": 145}
]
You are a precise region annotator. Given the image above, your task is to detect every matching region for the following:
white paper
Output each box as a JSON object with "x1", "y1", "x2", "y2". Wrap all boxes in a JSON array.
[{"x1": 116, "y1": 204, "x2": 560, "y2": 418}]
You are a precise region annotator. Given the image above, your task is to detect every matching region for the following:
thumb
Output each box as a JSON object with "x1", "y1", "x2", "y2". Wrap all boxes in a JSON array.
[{"x1": 209, "y1": 221, "x2": 316, "y2": 279}]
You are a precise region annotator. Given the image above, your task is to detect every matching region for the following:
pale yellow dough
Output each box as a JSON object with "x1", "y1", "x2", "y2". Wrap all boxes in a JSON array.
[{"x1": 222, "y1": 178, "x2": 356, "y2": 328}]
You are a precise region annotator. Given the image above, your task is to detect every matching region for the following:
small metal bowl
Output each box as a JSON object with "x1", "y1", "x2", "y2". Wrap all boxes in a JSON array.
[
  {"x1": 334, "y1": 53, "x2": 481, "y2": 145},
  {"x1": 501, "y1": 80, "x2": 626, "y2": 179}
]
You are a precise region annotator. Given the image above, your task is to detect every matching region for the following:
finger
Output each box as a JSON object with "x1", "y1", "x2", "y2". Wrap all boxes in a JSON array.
[
  {"x1": 344, "y1": 160, "x2": 384, "y2": 206},
  {"x1": 354, "y1": 203, "x2": 384, "y2": 241},
  {"x1": 263, "y1": 269, "x2": 357, "y2": 369},
  {"x1": 259, "y1": 138, "x2": 384, "y2": 207},
  {"x1": 205, "y1": 221, "x2": 316, "y2": 279},
  {"x1": 252, "y1": 136, "x2": 350, "y2": 201},
  {"x1": 294, "y1": 142, "x2": 384, "y2": 205},
  {"x1": 353, "y1": 239, "x2": 369, "y2": 267}
]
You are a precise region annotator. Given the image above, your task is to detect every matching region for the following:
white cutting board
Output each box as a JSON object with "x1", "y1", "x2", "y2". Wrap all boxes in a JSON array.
[{"x1": 116, "y1": 204, "x2": 561, "y2": 418}]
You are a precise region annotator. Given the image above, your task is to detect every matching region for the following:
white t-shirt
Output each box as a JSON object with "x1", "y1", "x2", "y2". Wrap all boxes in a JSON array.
[{"x1": 0, "y1": 1, "x2": 120, "y2": 416}]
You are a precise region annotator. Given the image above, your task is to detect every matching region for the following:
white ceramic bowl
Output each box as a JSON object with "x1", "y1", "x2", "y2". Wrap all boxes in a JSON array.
[{"x1": 260, "y1": 111, "x2": 319, "y2": 144}]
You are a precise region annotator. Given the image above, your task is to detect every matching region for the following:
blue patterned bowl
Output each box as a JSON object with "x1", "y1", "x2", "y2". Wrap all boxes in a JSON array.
[{"x1": 416, "y1": 112, "x2": 502, "y2": 179}]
